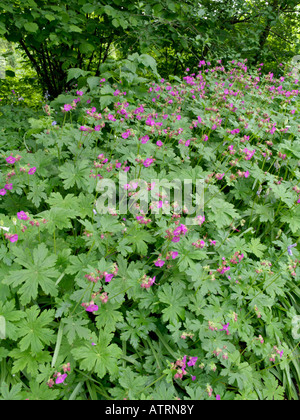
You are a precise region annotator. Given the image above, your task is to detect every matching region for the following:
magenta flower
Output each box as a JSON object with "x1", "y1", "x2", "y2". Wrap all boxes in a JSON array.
[
  {"x1": 191, "y1": 375, "x2": 196, "y2": 381},
  {"x1": 6, "y1": 156, "x2": 16, "y2": 165},
  {"x1": 55, "y1": 373, "x2": 68, "y2": 385},
  {"x1": 173, "y1": 224, "x2": 188, "y2": 236},
  {"x1": 215, "y1": 173, "x2": 225, "y2": 180},
  {"x1": 156, "y1": 140, "x2": 163, "y2": 147},
  {"x1": 4, "y1": 183, "x2": 13, "y2": 190},
  {"x1": 171, "y1": 251, "x2": 179, "y2": 259},
  {"x1": 63, "y1": 104, "x2": 73, "y2": 112},
  {"x1": 121, "y1": 130, "x2": 131, "y2": 139},
  {"x1": 28, "y1": 167, "x2": 36, "y2": 175},
  {"x1": 216, "y1": 395, "x2": 221, "y2": 400},
  {"x1": 219, "y1": 323, "x2": 230, "y2": 335},
  {"x1": 105, "y1": 273, "x2": 114, "y2": 283},
  {"x1": 17, "y1": 211, "x2": 30, "y2": 221},
  {"x1": 86, "y1": 304, "x2": 99, "y2": 312},
  {"x1": 171, "y1": 236, "x2": 181, "y2": 243},
  {"x1": 154, "y1": 259, "x2": 165, "y2": 268},
  {"x1": 140, "y1": 135, "x2": 149, "y2": 144},
  {"x1": 185, "y1": 140, "x2": 190, "y2": 147},
  {"x1": 9, "y1": 234, "x2": 18, "y2": 243},
  {"x1": 143, "y1": 158, "x2": 155, "y2": 168},
  {"x1": 187, "y1": 356, "x2": 198, "y2": 367},
  {"x1": 0, "y1": 189, "x2": 7, "y2": 196}
]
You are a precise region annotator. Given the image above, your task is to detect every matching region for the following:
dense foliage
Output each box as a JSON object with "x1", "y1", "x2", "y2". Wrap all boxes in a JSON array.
[
  {"x1": 0, "y1": 1, "x2": 299, "y2": 97},
  {"x1": 0, "y1": 55, "x2": 299, "y2": 400}
]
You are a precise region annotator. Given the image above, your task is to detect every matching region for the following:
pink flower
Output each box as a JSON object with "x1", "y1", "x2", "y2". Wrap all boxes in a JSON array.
[
  {"x1": 216, "y1": 395, "x2": 221, "y2": 400},
  {"x1": 187, "y1": 356, "x2": 198, "y2": 367},
  {"x1": 55, "y1": 373, "x2": 68, "y2": 385},
  {"x1": 244, "y1": 171, "x2": 250, "y2": 178},
  {"x1": 86, "y1": 304, "x2": 99, "y2": 312},
  {"x1": 143, "y1": 158, "x2": 155, "y2": 168},
  {"x1": 0, "y1": 189, "x2": 7, "y2": 196},
  {"x1": 28, "y1": 167, "x2": 36, "y2": 175},
  {"x1": 140, "y1": 135, "x2": 149, "y2": 144},
  {"x1": 219, "y1": 323, "x2": 230, "y2": 335},
  {"x1": 4, "y1": 183, "x2": 13, "y2": 190},
  {"x1": 154, "y1": 259, "x2": 165, "y2": 268},
  {"x1": 121, "y1": 130, "x2": 131, "y2": 139},
  {"x1": 9, "y1": 234, "x2": 18, "y2": 243},
  {"x1": 171, "y1": 251, "x2": 179, "y2": 259},
  {"x1": 171, "y1": 236, "x2": 180, "y2": 243},
  {"x1": 6, "y1": 156, "x2": 16, "y2": 165},
  {"x1": 17, "y1": 211, "x2": 30, "y2": 221},
  {"x1": 215, "y1": 173, "x2": 225, "y2": 180},
  {"x1": 105, "y1": 273, "x2": 114, "y2": 283},
  {"x1": 173, "y1": 224, "x2": 188, "y2": 236},
  {"x1": 156, "y1": 140, "x2": 163, "y2": 147},
  {"x1": 63, "y1": 104, "x2": 73, "y2": 112}
]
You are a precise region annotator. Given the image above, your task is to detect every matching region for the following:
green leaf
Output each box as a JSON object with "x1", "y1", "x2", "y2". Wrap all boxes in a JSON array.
[
  {"x1": 25, "y1": 381, "x2": 59, "y2": 400},
  {"x1": 118, "y1": 367, "x2": 148, "y2": 399},
  {"x1": 72, "y1": 331, "x2": 122, "y2": 379},
  {"x1": 87, "y1": 76, "x2": 100, "y2": 91},
  {"x1": 4, "y1": 244, "x2": 60, "y2": 305},
  {"x1": 5, "y1": 70, "x2": 15, "y2": 78},
  {"x1": 82, "y1": 4, "x2": 96, "y2": 13},
  {"x1": 0, "y1": 300, "x2": 26, "y2": 340},
  {"x1": 262, "y1": 375, "x2": 284, "y2": 400},
  {"x1": 59, "y1": 160, "x2": 90, "y2": 190},
  {"x1": 158, "y1": 284, "x2": 189, "y2": 324},
  {"x1": 9, "y1": 348, "x2": 51, "y2": 375},
  {"x1": 207, "y1": 198, "x2": 239, "y2": 228},
  {"x1": 249, "y1": 238, "x2": 267, "y2": 258},
  {"x1": 44, "y1": 14, "x2": 55, "y2": 22},
  {"x1": 0, "y1": 383, "x2": 23, "y2": 400},
  {"x1": 24, "y1": 22, "x2": 39, "y2": 33},
  {"x1": 95, "y1": 301, "x2": 124, "y2": 332},
  {"x1": 79, "y1": 43, "x2": 95, "y2": 54},
  {"x1": 17, "y1": 306, "x2": 56, "y2": 355},
  {"x1": 28, "y1": 182, "x2": 47, "y2": 207},
  {"x1": 280, "y1": 207, "x2": 300, "y2": 233},
  {"x1": 67, "y1": 68, "x2": 90, "y2": 83},
  {"x1": 100, "y1": 95, "x2": 115, "y2": 110},
  {"x1": 62, "y1": 317, "x2": 92, "y2": 344},
  {"x1": 69, "y1": 24, "x2": 82, "y2": 33}
]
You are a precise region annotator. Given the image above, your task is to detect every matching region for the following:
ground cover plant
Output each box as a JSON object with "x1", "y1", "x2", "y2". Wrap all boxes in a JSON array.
[{"x1": 0, "y1": 55, "x2": 300, "y2": 400}]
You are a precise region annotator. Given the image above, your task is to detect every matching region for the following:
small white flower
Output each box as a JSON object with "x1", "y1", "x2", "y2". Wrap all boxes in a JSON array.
[{"x1": 0, "y1": 226, "x2": 9, "y2": 232}]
